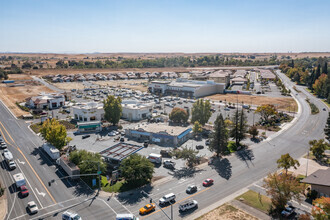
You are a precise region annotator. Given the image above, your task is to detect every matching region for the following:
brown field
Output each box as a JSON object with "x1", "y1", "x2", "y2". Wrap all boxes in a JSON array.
[
  {"x1": 53, "y1": 82, "x2": 87, "y2": 91},
  {"x1": 0, "y1": 82, "x2": 54, "y2": 117},
  {"x1": 7, "y1": 74, "x2": 33, "y2": 80},
  {"x1": 195, "y1": 203, "x2": 258, "y2": 220},
  {"x1": 207, "y1": 94, "x2": 298, "y2": 112},
  {"x1": 94, "y1": 80, "x2": 148, "y2": 92}
]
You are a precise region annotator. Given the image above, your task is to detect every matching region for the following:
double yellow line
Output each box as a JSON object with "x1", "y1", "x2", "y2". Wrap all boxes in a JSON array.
[{"x1": 0, "y1": 121, "x2": 57, "y2": 204}]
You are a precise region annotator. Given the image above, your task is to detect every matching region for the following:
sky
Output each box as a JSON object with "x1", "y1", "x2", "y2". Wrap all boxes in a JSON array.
[{"x1": 0, "y1": 0, "x2": 329, "y2": 53}]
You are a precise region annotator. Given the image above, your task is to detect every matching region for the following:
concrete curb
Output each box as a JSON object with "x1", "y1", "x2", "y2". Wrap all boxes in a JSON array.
[{"x1": 0, "y1": 100, "x2": 18, "y2": 120}]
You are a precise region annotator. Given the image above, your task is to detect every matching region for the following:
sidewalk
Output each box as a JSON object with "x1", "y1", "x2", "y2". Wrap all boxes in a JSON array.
[
  {"x1": 230, "y1": 200, "x2": 271, "y2": 220},
  {"x1": 0, "y1": 193, "x2": 7, "y2": 220}
]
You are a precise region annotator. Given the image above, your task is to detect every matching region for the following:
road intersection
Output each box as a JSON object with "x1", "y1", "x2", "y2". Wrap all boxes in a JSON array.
[{"x1": 0, "y1": 70, "x2": 328, "y2": 219}]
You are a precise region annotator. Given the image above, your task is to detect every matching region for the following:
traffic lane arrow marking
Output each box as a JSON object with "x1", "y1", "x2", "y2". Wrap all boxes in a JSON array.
[
  {"x1": 35, "y1": 188, "x2": 46, "y2": 197},
  {"x1": 17, "y1": 159, "x2": 25, "y2": 164}
]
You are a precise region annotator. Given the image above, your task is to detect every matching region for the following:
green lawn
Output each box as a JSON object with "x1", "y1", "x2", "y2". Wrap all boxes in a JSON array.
[
  {"x1": 235, "y1": 190, "x2": 272, "y2": 213},
  {"x1": 101, "y1": 176, "x2": 124, "y2": 193}
]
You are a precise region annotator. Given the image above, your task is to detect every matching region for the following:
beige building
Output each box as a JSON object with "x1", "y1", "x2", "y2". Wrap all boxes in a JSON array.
[
  {"x1": 301, "y1": 168, "x2": 330, "y2": 197},
  {"x1": 208, "y1": 70, "x2": 230, "y2": 87}
]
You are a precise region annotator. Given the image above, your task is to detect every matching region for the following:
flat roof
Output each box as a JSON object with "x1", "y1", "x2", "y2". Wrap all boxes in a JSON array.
[
  {"x1": 99, "y1": 143, "x2": 144, "y2": 161},
  {"x1": 301, "y1": 168, "x2": 330, "y2": 186},
  {"x1": 133, "y1": 123, "x2": 191, "y2": 136}
]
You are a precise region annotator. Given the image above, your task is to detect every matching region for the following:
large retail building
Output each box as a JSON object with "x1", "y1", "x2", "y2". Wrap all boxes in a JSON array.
[{"x1": 148, "y1": 78, "x2": 225, "y2": 98}]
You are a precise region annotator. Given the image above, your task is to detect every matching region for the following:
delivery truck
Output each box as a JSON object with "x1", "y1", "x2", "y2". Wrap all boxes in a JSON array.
[
  {"x1": 13, "y1": 173, "x2": 26, "y2": 188},
  {"x1": 4, "y1": 151, "x2": 16, "y2": 170},
  {"x1": 147, "y1": 153, "x2": 162, "y2": 164},
  {"x1": 42, "y1": 143, "x2": 60, "y2": 161}
]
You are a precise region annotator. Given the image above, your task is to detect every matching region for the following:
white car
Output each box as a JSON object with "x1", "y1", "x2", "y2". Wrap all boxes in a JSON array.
[
  {"x1": 62, "y1": 210, "x2": 82, "y2": 220},
  {"x1": 108, "y1": 131, "x2": 116, "y2": 136},
  {"x1": 179, "y1": 200, "x2": 198, "y2": 212},
  {"x1": 27, "y1": 201, "x2": 38, "y2": 214}
]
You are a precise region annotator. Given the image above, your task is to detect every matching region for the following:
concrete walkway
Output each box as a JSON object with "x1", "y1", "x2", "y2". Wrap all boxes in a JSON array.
[
  {"x1": 288, "y1": 157, "x2": 329, "y2": 176},
  {"x1": 231, "y1": 200, "x2": 271, "y2": 220},
  {"x1": 0, "y1": 193, "x2": 7, "y2": 220}
]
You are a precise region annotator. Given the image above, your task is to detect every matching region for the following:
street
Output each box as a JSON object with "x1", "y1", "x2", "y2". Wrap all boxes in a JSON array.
[{"x1": 0, "y1": 70, "x2": 328, "y2": 220}]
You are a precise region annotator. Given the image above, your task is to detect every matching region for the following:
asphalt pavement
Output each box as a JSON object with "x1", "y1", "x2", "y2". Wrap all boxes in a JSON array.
[{"x1": 0, "y1": 69, "x2": 328, "y2": 220}]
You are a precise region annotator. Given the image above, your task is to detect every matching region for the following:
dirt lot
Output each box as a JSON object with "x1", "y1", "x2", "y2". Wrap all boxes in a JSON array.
[
  {"x1": 94, "y1": 79, "x2": 149, "y2": 92},
  {"x1": 196, "y1": 203, "x2": 258, "y2": 220},
  {"x1": 7, "y1": 74, "x2": 32, "y2": 80},
  {"x1": 207, "y1": 94, "x2": 297, "y2": 112},
  {"x1": 52, "y1": 82, "x2": 87, "y2": 91},
  {"x1": 0, "y1": 82, "x2": 54, "y2": 117}
]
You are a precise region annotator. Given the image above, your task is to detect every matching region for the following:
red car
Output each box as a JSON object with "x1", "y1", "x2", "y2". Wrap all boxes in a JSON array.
[
  {"x1": 20, "y1": 185, "x2": 29, "y2": 197},
  {"x1": 203, "y1": 179, "x2": 214, "y2": 187}
]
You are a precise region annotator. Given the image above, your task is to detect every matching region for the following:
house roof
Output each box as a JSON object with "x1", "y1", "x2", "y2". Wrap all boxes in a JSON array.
[
  {"x1": 209, "y1": 70, "x2": 229, "y2": 78},
  {"x1": 301, "y1": 168, "x2": 330, "y2": 187},
  {"x1": 231, "y1": 77, "x2": 247, "y2": 82}
]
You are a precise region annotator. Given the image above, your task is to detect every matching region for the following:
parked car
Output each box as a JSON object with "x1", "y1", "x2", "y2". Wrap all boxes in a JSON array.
[
  {"x1": 143, "y1": 140, "x2": 149, "y2": 147},
  {"x1": 160, "y1": 150, "x2": 172, "y2": 158},
  {"x1": 139, "y1": 203, "x2": 156, "y2": 215},
  {"x1": 205, "y1": 139, "x2": 210, "y2": 145},
  {"x1": 108, "y1": 131, "x2": 116, "y2": 136},
  {"x1": 82, "y1": 134, "x2": 90, "y2": 139},
  {"x1": 281, "y1": 205, "x2": 295, "y2": 217},
  {"x1": 27, "y1": 201, "x2": 38, "y2": 214},
  {"x1": 20, "y1": 185, "x2": 29, "y2": 197},
  {"x1": 196, "y1": 145, "x2": 204, "y2": 150},
  {"x1": 186, "y1": 185, "x2": 197, "y2": 194},
  {"x1": 179, "y1": 200, "x2": 198, "y2": 212},
  {"x1": 120, "y1": 137, "x2": 125, "y2": 142},
  {"x1": 203, "y1": 179, "x2": 214, "y2": 187},
  {"x1": 163, "y1": 160, "x2": 175, "y2": 169}
]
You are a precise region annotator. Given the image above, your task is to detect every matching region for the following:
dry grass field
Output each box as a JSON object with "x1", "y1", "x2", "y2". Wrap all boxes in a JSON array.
[
  {"x1": 0, "y1": 82, "x2": 54, "y2": 117},
  {"x1": 53, "y1": 82, "x2": 87, "y2": 91},
  {"x1": 7, "y1": 74, "x2": 33, "y2": 80},
  {"x1": 207, "y1": 94, "x2": 298, "y2": 112},
  {"x1": 94, "y1": 79, "x2": 148, "y2": 92},
  {"x1": 195, "y1": 203, "x2": 258, "y2": 220}
]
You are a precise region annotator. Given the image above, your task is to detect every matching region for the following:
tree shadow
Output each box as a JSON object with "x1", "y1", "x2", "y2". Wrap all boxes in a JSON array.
[
  {"x1": 250, "y1": 137, "x2": 260, "y2": 143},
  {"x1": 210, "y1": 157, "x2": 232, "y2": 180},
  {"x1": 72, "y1": 180, "x2": 95, "y2": 197},
  {"x1": 235, "y1": 148, "x2": 255, "y2": 168},
  {"x1": 116, "y1": 184, "x2": 153, "y2": 205},
  {"x1": 168, "y1": 167, "x2": 205, "y2": 179}
]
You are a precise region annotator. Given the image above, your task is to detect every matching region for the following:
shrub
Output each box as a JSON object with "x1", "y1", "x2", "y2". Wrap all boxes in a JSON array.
[{"x1": 227, "y1": 141, "x2": 237, "y2": 153}]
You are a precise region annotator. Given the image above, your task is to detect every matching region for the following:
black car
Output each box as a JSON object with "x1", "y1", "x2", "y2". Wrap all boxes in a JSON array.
[
  {"x1": 196, "y1": 145, "x2": 204, "y2": 150},
  {"x1": 143, "y1": 140, "x2": 149, "y2": 147},
  {"x1": 82, "y1": 134, "x2": 90, "y2": 139},
  {"x1": 186, "y1": 185, "x2": 197, "y2": 194},
  {"x1": 205, "y1": 139, "x2": 210, "y2": 145},
  {"x1": 120, "y1": 137, "x2": 125, "y2": 142}
]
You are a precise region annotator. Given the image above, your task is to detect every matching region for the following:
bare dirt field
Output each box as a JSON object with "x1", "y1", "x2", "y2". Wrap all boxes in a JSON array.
[
  {"x1": 7, "y1": 74, "x2": 32, "y2": 80},
  {"x1": 52, "y1": 82, "x2": 87, "y2": 91},
  {"x1": 196, "y1": 203, "x2": 258, "y2": 220},
  {"x1": 94, "y1": 79, "x2": 148, "y2": 92},
  {"x1": 207, "y1": 94, "x2": 298, "y2": 112},
  {"x1": 0, "y1": 82, "x2": 54, "y2": 117}
]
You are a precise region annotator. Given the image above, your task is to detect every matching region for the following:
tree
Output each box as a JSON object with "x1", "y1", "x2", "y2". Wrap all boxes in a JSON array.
[
  {"x1": 192, "y1": 121, "x2": 202, "y2": 135},
  {"x1": 70, "y1": 150, "x2": 107, "y2": 174},
  {"x1": 309, "y1": 139, "x2": 329, "y2": 161},
  {"x1": 120, "y1": 154, "x2": 154, "y2": 186},
  {"x1": 209, "y1": 113, "x2": 228, "y2": 157},
  {"x1": 312, "y1": 197, "x2": 330, "y2": 220},
  {"x1": 325, "y1": 112, "x2": 330, "y2": 142},
  {"x1": 169, "y1": 107, "x2": 188, "y2": 123},
  {"x1": 313, "y1": 74, "x2": 328, "y2": 97},
  {"x1": 40, "y1": 119, "x2": 72, "y2": 150},
  {"x1": 191, "y1": 99, "x2": 211, "y2": 125},
  {"x1": 255, "y1": 104, "x2": 277, "y2": 124},
  {"x1": 248, "y1": 126, "x2": 259, "y2": 139},
  {"x1": 276, "y1": 153, "x2": 300, "y2": 175},
  {"x1": 171, "y1": 147, "x2": 199, "y2": 167},
  {"x1": 103, "y1": 95, "x2": 122, "y2": 125},
  {"x1": 263, "y1": 172, "x2": 304, "y2": 211}
]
